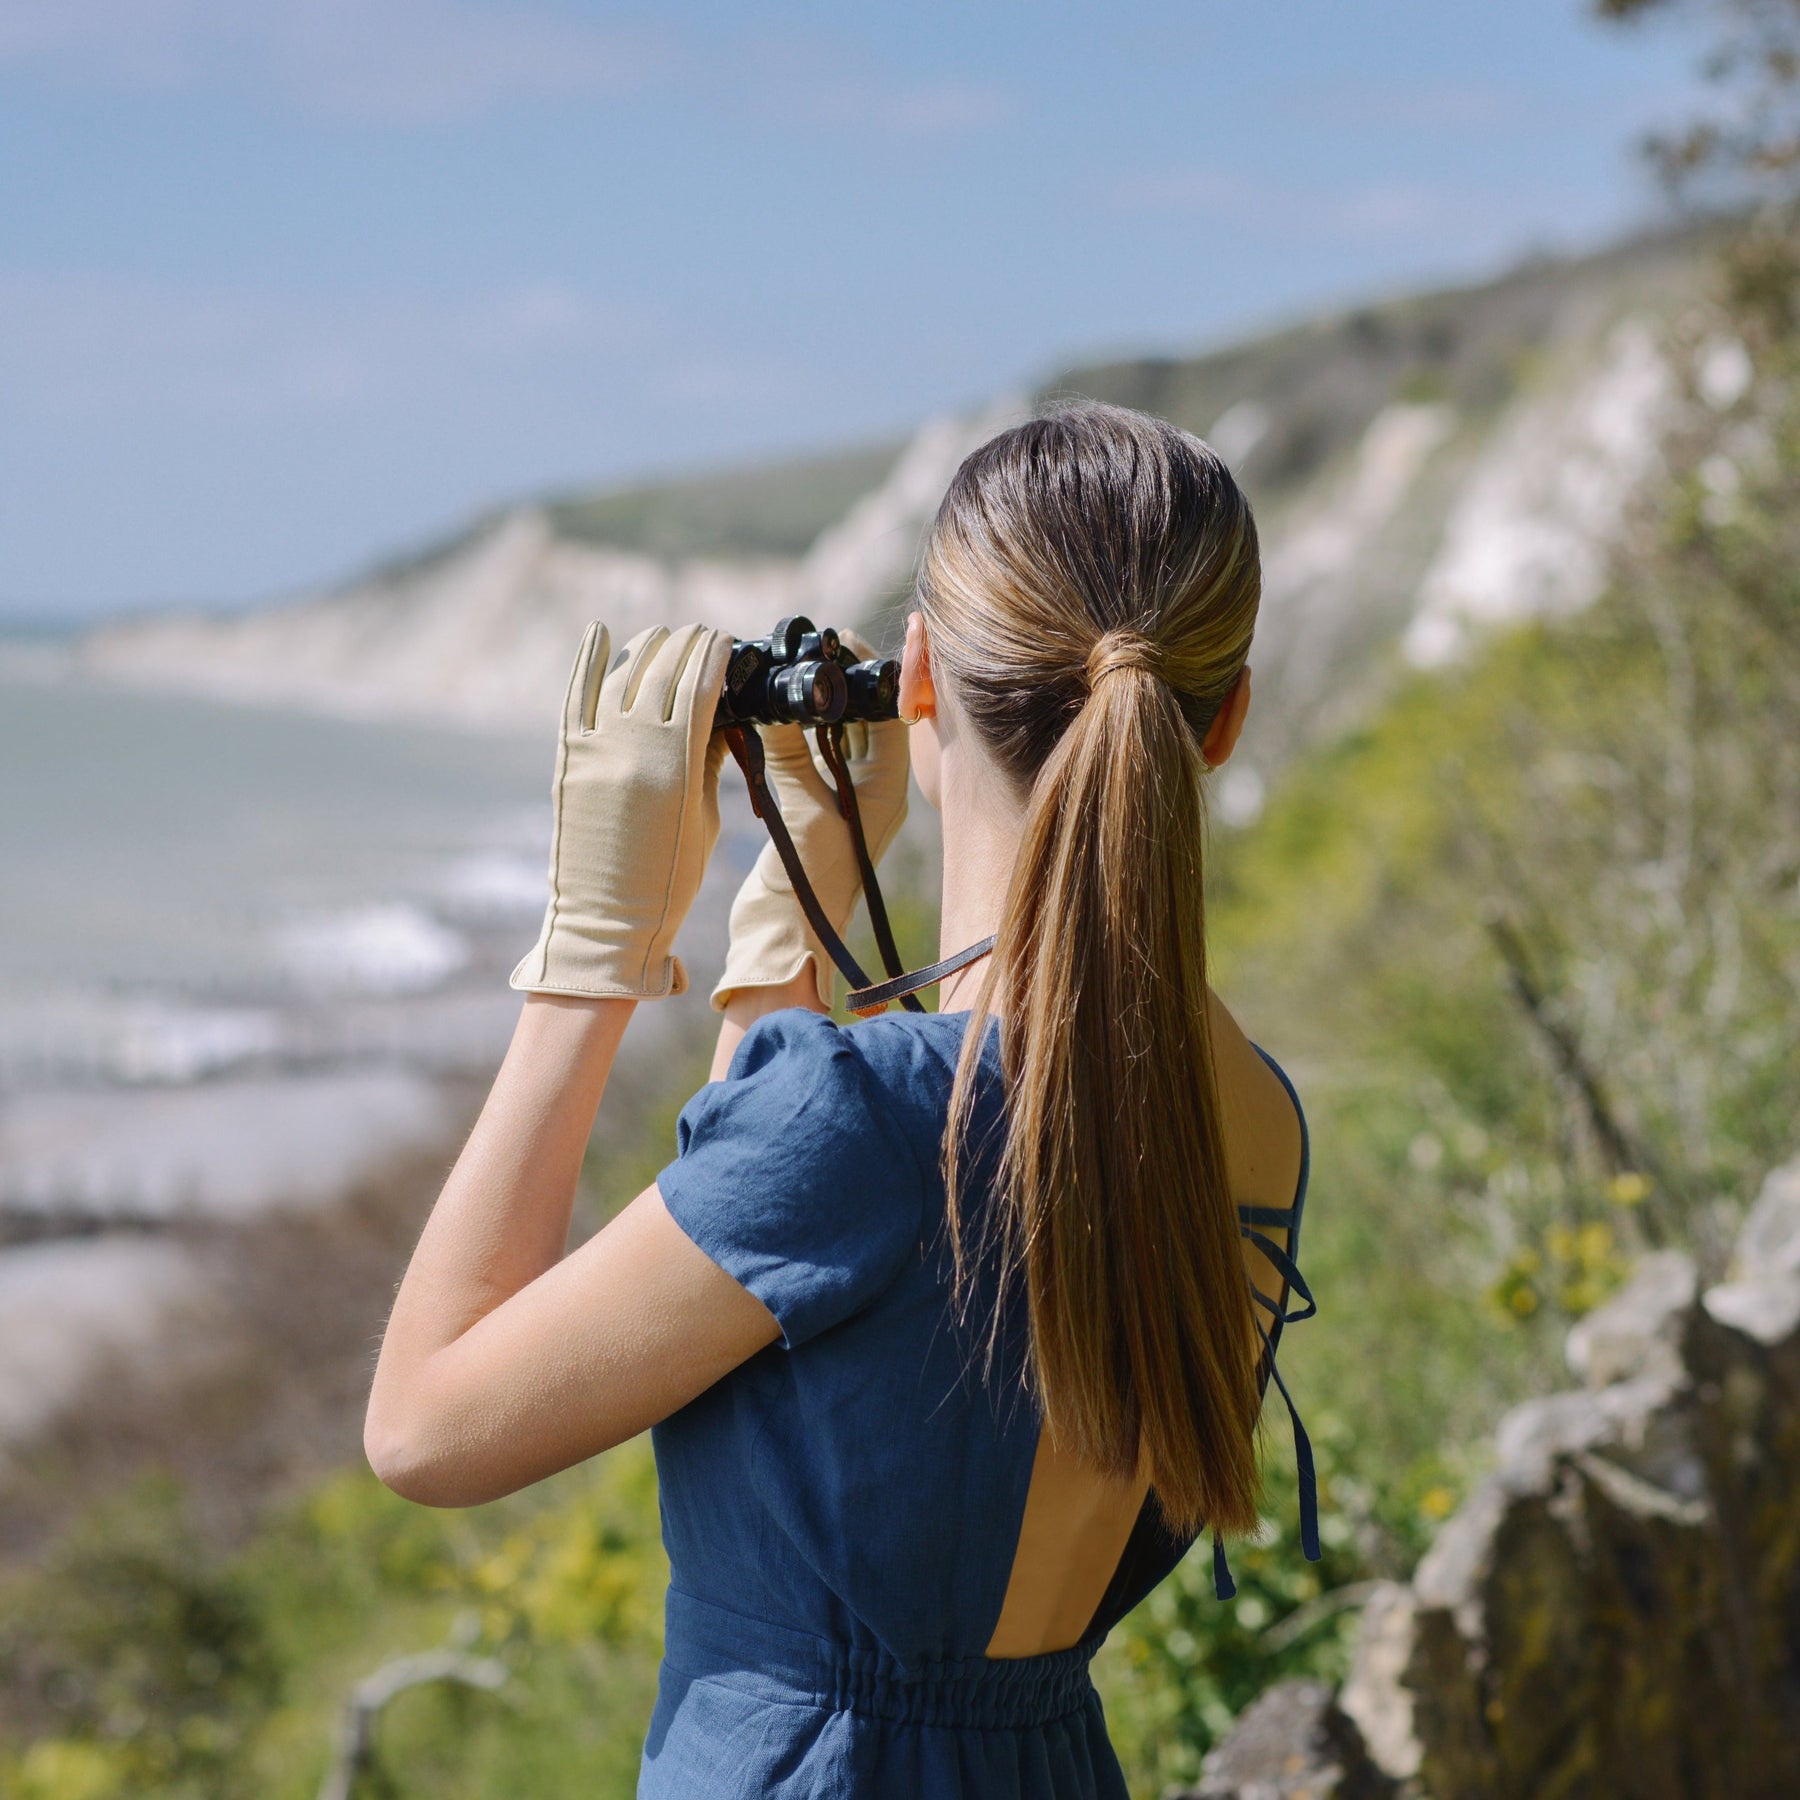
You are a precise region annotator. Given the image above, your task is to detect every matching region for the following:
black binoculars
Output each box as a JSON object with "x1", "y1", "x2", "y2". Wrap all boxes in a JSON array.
[{"x1": 714, "y1": 616, "x2": 900, "y2": 728}]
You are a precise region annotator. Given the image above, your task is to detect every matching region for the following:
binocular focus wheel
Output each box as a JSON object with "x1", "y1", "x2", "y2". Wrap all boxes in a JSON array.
[{"x1": 769, "y1": 616, "x2": 812, "y2": 660}]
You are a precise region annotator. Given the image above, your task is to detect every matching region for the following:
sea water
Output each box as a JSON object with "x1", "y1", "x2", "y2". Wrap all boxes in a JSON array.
[
  {"x1": 0, "y1": 657, "x2": 756, "y2": 1457},
  {"x1": 0, "y1": 661, "x2": 548, "y2": 1019}
]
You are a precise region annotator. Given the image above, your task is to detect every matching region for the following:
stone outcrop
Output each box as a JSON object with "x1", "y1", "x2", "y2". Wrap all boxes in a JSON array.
[
  {"x1": 1172, "y1": 1678, "x2": 1392, "y2": 1799},
  {"x1": 1193, "y1": 1154, "x2": 1800, "y2": 1800}
]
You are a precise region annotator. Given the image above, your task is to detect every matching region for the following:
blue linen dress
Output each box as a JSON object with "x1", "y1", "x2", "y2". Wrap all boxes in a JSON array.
[{"x1": 645, "y1": 1007, "x2": 1314, "y2": 1799}]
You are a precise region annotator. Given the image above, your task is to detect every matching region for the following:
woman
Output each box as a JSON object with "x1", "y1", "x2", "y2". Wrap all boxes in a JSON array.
[{"x1": 364, "y1": 402, "x2": 1315, "y2": 1797}]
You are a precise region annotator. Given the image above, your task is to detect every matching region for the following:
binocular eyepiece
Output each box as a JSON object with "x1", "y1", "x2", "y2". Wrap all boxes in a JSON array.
[{"x1": 715, "y1": 615, "x2": 901, "y2": 728}]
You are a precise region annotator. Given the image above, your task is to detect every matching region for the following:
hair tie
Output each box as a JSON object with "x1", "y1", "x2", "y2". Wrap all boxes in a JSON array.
[{"x1": 1085, "y1": 630, "x2": 1162, "y2": 689}]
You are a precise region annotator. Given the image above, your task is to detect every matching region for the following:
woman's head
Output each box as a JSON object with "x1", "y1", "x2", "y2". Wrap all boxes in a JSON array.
[
  {"x1": 908, "y1": 401, "x2": 1267, "y2": 1541},
  {"x1": 905, "y1": 403, "x2": 1258, "y2": 808}
]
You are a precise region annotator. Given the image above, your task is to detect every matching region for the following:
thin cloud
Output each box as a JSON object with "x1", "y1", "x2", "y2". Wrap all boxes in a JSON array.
[
  {"x1": 798, "y1": 78, "x2": 1014, "y2": 138},
  {"x1": 0, "y1": 1, "x2": 1011, "y2": 135},
  {"x1": 740, "y1": 32, "x2": 1015, "y2": 139},
  {"x1": 1100, "y1": 167, "x2": 1493, "y2": 241},
  {"x1": 659, "y1": 354, "x2": 798, "y2": 407},
  {"x1": 0, "y1": 272, "x2": 663, "y2": 419},
  {"x1": 1308, "y1": 83, "x2": 1520, "y2": 129},
  {"x1": 0, "y1": 0, "x2": 673, "y2": 123}
]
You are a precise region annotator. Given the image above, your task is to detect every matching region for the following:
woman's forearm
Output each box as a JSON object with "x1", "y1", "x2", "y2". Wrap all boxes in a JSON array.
[
  {"x1": 367, "y1": 972, "x2": 823, "y2": 1492},
  {"x1": 376, "y1": 972, "x2": 811, "y2": 1390},
  {"x1": 367, "y1": 994, "x2": 634, "y2": 1433}
]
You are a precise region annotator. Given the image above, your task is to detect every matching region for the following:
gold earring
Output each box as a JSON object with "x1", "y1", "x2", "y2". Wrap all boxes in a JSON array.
[{"x1": 899, "y1": 707, "x2": 924, "y2": 726}]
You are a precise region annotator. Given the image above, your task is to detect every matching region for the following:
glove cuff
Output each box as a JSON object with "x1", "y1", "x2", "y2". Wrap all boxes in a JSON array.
[
  {"x1": 509, "y1": 943, "x2": 689, "y2": 1001},
  {"x1": 709, "y1": 891, "x2": 832, "y2": 1013}
]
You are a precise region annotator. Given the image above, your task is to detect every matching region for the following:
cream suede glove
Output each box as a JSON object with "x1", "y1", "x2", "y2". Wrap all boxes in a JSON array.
[
  {"x1": 711, "y1": 633, "x2": 911, "y2": 1013},
  {"x1": 511, "y1": 621, "x2": 734, "y2": 1000}
]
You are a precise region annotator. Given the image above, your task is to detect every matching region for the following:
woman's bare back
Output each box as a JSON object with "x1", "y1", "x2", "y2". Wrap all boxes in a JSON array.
[{"x1": 985, "y1": 995, "x2": 1304, "y2": 1658}]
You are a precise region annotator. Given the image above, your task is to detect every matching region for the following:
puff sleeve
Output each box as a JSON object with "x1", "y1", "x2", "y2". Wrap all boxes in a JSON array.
[{"x1": 656, "y1": 1010, "x2": 927, "y2": 1348}]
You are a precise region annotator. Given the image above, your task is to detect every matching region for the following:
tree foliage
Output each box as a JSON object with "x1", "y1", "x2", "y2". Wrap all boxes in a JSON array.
[{"x1": 1596, "y1": 0, "x2": 1800, "y2": 196}]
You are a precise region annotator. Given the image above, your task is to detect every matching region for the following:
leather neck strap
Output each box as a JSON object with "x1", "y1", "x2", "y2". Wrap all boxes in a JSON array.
[
  {"x1": 722, "y1": 720, "x2": 995, "y2": 1018},
  {"x1": 843, "y1": 934, "x2": 998, "y2": 1017}
]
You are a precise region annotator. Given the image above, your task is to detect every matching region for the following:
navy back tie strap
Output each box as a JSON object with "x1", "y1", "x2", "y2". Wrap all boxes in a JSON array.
[{"x1": 1209, "y1": 1047, "x2": 1319, "y2": 1601}]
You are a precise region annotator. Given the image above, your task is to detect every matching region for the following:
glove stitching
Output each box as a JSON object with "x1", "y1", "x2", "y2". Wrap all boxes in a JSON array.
[
  {"x1": 645, "y1": 713, "x2": 694, "y2": 997},
  {"x1": 640, "y1": 628, "x2": 711, "y2": 998},
  {"x1": 539, "y1": 716, "x2": 572, "y2": 987}
]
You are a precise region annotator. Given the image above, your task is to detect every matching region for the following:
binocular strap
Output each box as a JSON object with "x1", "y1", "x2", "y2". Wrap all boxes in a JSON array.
[
  {"x1": 842, "y1": 935, "x2": 999, "y2": 1015},
  {"x1": 810, "y1": 724, "x2": 909, "y2": 985},
  {"x1": 723, "y1": 723, "x2": 993, "y2": 1018}
]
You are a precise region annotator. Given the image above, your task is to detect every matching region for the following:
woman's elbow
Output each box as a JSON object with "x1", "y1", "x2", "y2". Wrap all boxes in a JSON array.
[{"x1": 363, "y1": 1403, "x2": 482, "y2": 1509}]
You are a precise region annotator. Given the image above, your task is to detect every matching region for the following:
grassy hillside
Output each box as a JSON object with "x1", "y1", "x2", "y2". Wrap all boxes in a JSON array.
[
  {"x1": 541, "y1": 438, "x2": 905, "y2": 561},
  {"x1": 532, "y1": 221, "x2": 1725, "y2": 562},
  {"x1": 1044, "y1": 220, "x2": 1725, "y2": 505},
  {"x1": 348, "y1": 437, "x2": 907, "y2": 594},
  {"x1": 530, "y1": 218, "x2": 1725, "y2": 562}
]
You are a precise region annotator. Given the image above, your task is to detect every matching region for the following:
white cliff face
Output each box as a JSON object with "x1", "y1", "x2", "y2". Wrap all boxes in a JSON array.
[
  {"x1": 792, "y1": 397, "x2": 1029, "y2": 623},
  {"x1": 76, "y1": 403, "x2": 1031, "y2": 731},
  {"x1": 80, "y1": 508, "x2": 802, "y2": 729},
  {"x1": 1247, "y1": 400, "x2": 1458, "y2": 737},
  {"x1": 1403, "y1": 318, "x2": 1680, "y2": 669},
  {"x1": 1192, "y1": 263, "x2": 1708, "y2": 816},
  {"x1": 76, "y1": 234, "x2": 1713, "y2": 750}
]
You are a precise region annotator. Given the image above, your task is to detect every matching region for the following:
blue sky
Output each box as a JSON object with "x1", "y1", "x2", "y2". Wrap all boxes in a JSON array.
[{"x1": 0, "y1": 0, "x2": 1707, "y2": 622}]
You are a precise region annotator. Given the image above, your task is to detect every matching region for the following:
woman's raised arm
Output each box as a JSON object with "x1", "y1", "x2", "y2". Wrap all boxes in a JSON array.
[
  {"x1": 363, "y1": 991, "x2": 780, "y2": 1508},
  {"x1": 362, "y1": 617, "x2": 912, "y2": 1506},
  {"x1": 363, "y1": 621, "x2": 776, "y2": 1507}
]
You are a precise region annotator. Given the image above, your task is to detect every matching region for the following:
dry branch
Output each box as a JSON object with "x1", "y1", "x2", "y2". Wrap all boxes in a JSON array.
[{"x1": 317, "y1": 1645, "x2": 509, "y2": 1800}]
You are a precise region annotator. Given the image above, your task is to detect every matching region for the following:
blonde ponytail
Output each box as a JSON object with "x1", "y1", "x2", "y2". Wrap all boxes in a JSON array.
[{"x1": 923, "y1": 404, "x2": 1264, "y2": 1539}]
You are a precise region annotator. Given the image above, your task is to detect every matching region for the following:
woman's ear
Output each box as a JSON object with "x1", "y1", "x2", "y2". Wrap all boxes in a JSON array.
[
  {"x1": 1200, "y1": 665, "x2": 1251, "y2": 768},
  {"x1": 897, "y1": 610, "x2": 936, "y2": 725},
  {"x1": 897, "y1": 610, "x2": 943, "y2": 812}
]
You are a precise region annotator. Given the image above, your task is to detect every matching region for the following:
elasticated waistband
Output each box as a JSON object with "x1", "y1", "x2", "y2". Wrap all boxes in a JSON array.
[{"x1": 662, "y1": 1587, "x2": 1104, "y2": 1731}]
